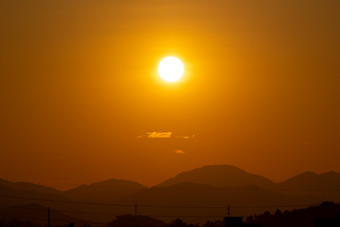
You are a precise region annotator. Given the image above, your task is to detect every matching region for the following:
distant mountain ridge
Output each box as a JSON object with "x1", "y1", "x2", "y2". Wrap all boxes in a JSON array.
[
  {"x1": 157, "y1": 165, "x2": 275, "y2": 189},
  {"x1": 1, "y1": 165, "x2": 340, "y2": 201},
  {"x1": 65, "y1": 179, "x2": 146, "y2": 202},
  {"x1": 275, "y1": 170, "x2": 340, "y2": 200},
  {"x1": 2, "y1": 165, "x2": 340, "y2": 193},
  {"x1": 0, "y1": 177, "x2": 147, "y2": 206},
  {"x1": 116, "y1": 181, "x2": 320, "y2": 223},
  {"x1": 1, "y1": 165, "x2": 340, "y2": 223},
  {"x1": 0, "y1": 203, "x2": 88, "y2": 225},
  {"x1": 0, "y1": 178, "x2": 62, "y2": 195},
  {"x1": 279, "y1": 171, "x2": 340, "y2": 190}
]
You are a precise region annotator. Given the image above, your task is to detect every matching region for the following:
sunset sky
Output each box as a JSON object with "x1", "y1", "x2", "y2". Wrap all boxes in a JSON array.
[{"x1": 1, "y1": 0, "x2": 340, "y2": 190}]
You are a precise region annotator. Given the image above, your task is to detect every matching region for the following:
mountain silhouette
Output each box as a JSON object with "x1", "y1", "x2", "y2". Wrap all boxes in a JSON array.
[
  {"x1": 0, "y1": 178, "x2": 62, "y2": 195},
  {"x1": 276, "y1": 171, "x2": 340, "y2": 201},
  {"x1": 156, "y1": 165, "x2": 340, "y2": 203},
  {"x1": 0, "y1": 183, "x2": 70, "y2": 207},
  {"x1": 117, "y1": 182, "x2": 320, "y2": 223},
  {"x1": 279, "y1": 171, "x2": 340, "y2": 190},
  {"x1": 157, "y1": 165, "x2": 275, "y2": 189},
  {"x1": 0, "y1": 203, "x2": 88, "y2": 225},
  {"x1": 65, "y1": 179, "x2": 146, "y2": 203},
  {"x1": 1, "y1": 165, "x2": 340, "y2": 224}
]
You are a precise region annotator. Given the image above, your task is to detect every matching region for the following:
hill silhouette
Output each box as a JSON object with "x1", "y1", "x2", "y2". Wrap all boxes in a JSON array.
[
  {"x1": 0, "y1": 203, "x2": 88, "y2": 225},
  {"x1": 276, "y1": 171, "x2": 340, "y2": 201},
  {"x1": 157, "y1": 165, "x2": 275, "y2": 189},
  {"x1": 0, "y1": 183, "x2": 69, "y2": 207},
  {"x1": 2, "y1": 165, "x2": 340, "y2": 204},
  {"x1": 0, "y1": 178, "x2": 62, "y2": 195},
  {"x1": 279, "y1": 171, "x2": 340, "y2": 190},
  {"x1": 117, "y1": 182, "x2": 320, "y2": 223},
  {"x1": 156, "y1": 165, "x2": 340, "y2": 203},
  {"x1": 1, "y1": 165, "x2": 340, "y2": 223},
  {"x1": 65, "y1": 179, "x2": 146, "y2": 203}
]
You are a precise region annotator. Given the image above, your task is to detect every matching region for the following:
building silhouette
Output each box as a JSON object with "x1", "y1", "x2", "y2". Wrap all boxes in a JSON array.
[
  {"x1": 224, "y1": 217, "x2": 261, "y2": 227},
  {"x1": 315, "y1": 215, "x2": 340, "y2": 227}
]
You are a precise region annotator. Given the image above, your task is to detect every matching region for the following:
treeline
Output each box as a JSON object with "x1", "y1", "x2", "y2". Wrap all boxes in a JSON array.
[
  {"x1": 246, "y1": 201, "x2": 340, "y2": 227},
  {"x1": 108, "y1": 215, "x2": 224, "y2": 227},
  {"x1": 0, "y1": 215, "x2": 223, "y2": 227},
  {"x1": 0, "y1": 215, "x2": 220, "y2": 227},
  {"x1": 2, "y1": 202, "x2": 340, "y2": 227}
]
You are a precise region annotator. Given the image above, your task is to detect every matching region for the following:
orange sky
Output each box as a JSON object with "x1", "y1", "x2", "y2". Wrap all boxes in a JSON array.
[{"x1": 1, "y1": 0, "x2": 340, "y2": 190}]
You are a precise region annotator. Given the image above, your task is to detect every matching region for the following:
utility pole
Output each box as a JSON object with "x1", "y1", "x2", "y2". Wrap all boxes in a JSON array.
[
  {"x1": 48, "y1": 207, "x2": 50, "y2": 227},
  {"x1": 134, "y1": 203, "x2": 138, "y2": 216},
  {"x1": 227, "y1": 205, "x2": 231, "y2": 217}
]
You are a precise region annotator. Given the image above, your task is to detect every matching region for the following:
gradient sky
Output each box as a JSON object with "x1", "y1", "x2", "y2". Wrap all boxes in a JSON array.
[{"x1": 1, "y1": 0, "x2": 340, "y2": 190}]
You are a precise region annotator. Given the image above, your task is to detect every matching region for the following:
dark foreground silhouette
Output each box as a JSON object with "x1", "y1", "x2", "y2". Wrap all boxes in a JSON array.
[
  {"x1": 3, "y1": 165, "x2": 340, "y2": 223},
  {"x1": 246, "y1": 201, "x2": 340, "y2": 227},
  {"x1": 1, "y1": 202, "x2": 340, "y2": 227}
]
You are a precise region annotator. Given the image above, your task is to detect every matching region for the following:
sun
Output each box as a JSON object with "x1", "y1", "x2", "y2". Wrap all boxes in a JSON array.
[{"x1": 158, "y1": 56, "x2": 184, "y2": 82}]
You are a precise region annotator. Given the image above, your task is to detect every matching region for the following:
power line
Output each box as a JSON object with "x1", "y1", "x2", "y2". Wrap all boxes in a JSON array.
[
  {"x1": 0, "y1": 216, "x2": 48, "y2": 221},
  {"x1": 0, "y1": 215, "x2": 108, "y2": 226},
  {"x1": 231, "y1": 204, "x2": 319, "y2": 209},
  {"x1": 0, "y1": 194, "x2": 132, "y2": 207},
  {"x1": 0, "y1": 194, "x2": 320, "y2": 210},
  {"x1": 0, "y1": 205, "x2": 121, "y2": 216},
  {"x1": 0, "y1": 205, "x2": 224, "y2": 219}
]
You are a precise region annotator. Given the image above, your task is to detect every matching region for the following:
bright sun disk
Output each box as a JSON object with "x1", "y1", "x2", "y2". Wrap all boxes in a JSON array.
[{"x1": 158, "y1": 57, "x2": 184, "y2": 82}]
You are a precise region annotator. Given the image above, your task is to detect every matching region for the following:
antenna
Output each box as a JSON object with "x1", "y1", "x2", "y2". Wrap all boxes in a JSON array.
[
  {"x1": 227, "y1": 205, "x2": 231, "y2": 217},
  {"x1": 48, "y1": 207, "x2": 50, "y2": 227},
  {"x1": 134, "y1": 203, "x2": 138, "y2": 216}
]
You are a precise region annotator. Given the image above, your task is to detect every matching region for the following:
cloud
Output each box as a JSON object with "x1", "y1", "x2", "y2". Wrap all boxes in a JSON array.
[
  {"x1": 147, "y1": 131, "x2": 172, "y2": 139},
  {"x1": 137, "y1": 132, "x2": 194, "y2": 140},
  {"x1": 176, "y1": 134, "x2": 195, "y2": 139},
  {"x1": 175, "y1": 150, "x2": 184, "y2": 154},
  {"x1": 176, "y1": 136, "x2": 190, "y2": 139}
]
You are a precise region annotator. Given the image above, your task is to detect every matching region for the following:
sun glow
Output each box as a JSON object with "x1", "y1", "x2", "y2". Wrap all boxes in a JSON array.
[{"x1": 158, "y1": 57, "x2": 184, "y2": 82}]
